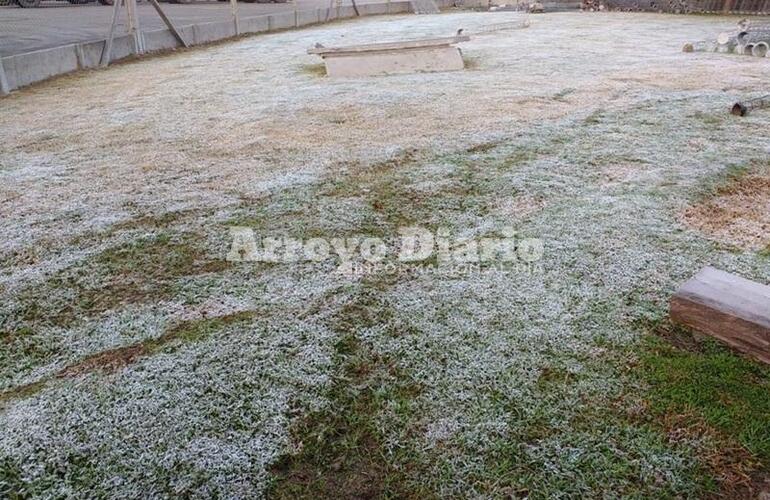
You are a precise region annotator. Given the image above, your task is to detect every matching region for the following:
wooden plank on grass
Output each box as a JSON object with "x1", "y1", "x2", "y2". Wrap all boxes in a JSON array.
[{"x1": 670, "y1": 266, "x2": 770, "y2": 364}]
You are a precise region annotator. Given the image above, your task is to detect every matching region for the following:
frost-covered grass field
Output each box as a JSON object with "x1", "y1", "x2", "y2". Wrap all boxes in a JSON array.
[{"x1": 1, "y1": 10, "x2": 769, "y2": 498}]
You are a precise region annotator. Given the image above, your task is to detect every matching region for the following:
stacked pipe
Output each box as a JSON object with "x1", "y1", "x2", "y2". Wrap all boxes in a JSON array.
[
  {"x1": 736, "y1": 27, "x2": 770, "y2": 56},
  {"x1": 581, "y1": 0, "x2": 606, "y2": 11},
  {"x1": 683, "y1": 20, "x2": 770, "y2": 57}
]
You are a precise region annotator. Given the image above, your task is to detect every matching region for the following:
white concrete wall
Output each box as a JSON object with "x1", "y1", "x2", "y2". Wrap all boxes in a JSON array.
[
  {"x1": 193, "y1": 21, "x2": 237, "y2": 45},
  {"x1": 0, "y1": 1, "x2": 427, "y2": 94}
]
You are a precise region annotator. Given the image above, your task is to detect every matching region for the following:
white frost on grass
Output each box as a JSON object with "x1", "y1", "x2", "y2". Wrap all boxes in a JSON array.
[
  {"x1": 356, "y1": 95, "x2": 769, "y2": 493},
  {"x1": 0, "y1": 311, "x2": 338, "y2": 497},
  {"x1": 1, "y1": 10, "x2": 769, "y2": 498}
]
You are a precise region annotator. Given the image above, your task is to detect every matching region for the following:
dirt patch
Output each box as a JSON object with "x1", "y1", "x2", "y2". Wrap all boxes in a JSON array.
[
  {"x1": 12, "y1": 233, "x2": 228, "y2": 329},
  {"x1": 61, "y1": 311, "x2": 254, "y2": 377},
  {"x1": 297, "y1": 63, "x2": 327, "y2": 78},
  {"x1": 57, "y1": 344, "x2": 147, "y2": 378},
  {"x1": 640, "y1": 322, "x2": 770, "y2": 498},
  {"x1": 660, "y1": 412, "x2": 761, "y2": 498},
  {"x1": 649, "y1": 319, "x2": 711, "y2": 354},
  {"x1": 465, "y1": 140, "x2": 503, "y2": 154},
  {"x1": 681, "y1": 166, "x2": 770, "y2": 252},
  {"x1": 0, "y1": 312, "x2": 255, "y2": 405}
]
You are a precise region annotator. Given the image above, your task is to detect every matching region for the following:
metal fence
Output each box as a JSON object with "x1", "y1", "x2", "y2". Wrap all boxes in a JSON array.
[{"x1": 598, "y1": 0, "x2": 770, "y2": 13}]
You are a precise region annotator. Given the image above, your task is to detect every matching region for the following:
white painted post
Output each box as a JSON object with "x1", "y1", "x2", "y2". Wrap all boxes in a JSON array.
[
  {"x1": 0, "y1": 58, "x2": 10, "y2": 96},
  {"x1": 125, "y1": 0, "x2": 134, "y2": 33},
  {"x1": 137, "y1": 0, "x2": 146, "y2": 53},
  {"x1": 230, "y1": 0, "x2": 240, "y2": 35},
  {"x1": 75, "y1": 44, "x2": 86, "y2": 69},
  {"x1": 101, "y1": 0, "x2": 124, "y2": 67},
  {"x1": 126, "y1": 0, "x2": 144, "y2": 54}
]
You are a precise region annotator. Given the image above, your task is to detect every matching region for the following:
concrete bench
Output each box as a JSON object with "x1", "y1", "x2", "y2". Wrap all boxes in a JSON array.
[{"x1": 307, "y1": 34, "x2": 470, "y2": 77}]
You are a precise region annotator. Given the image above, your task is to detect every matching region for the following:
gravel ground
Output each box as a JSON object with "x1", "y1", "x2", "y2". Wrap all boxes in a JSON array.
[{"x1": 0, "y1": 11, "x2": 768, "y2": 497}]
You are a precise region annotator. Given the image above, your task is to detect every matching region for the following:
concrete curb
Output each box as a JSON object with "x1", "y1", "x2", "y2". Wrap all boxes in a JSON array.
[{"x1": 0, "y1": 0, "x2": 426, "y2": 94}]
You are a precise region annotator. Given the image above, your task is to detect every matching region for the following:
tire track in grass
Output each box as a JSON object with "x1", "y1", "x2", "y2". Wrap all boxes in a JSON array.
[
  {"x1": 269, "y1": 135, "x2": 579, "y2": 497},
  {"x1": 267, "y1": 149, "x2": 439, "y2": 498},
  {"x1": 269, "y1": 275, "x2": 431, "y2": 499}
]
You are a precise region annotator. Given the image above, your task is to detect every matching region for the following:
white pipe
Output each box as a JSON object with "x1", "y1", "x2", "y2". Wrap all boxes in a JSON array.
[{"x1": 752, "y1": 41, "x2": 769, "y2": 57}]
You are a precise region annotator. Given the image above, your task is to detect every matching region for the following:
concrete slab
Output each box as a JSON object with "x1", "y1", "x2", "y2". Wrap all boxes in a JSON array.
[
  {"x1": 0, "y1": 59, "x2": 10, "y2": 95},
  {"x1": 296, "y1": 8, "x2": 322, "y2": 27},
  {"x1": 110, "y1": 34, "x2": 138, "y2": 61},
  {"x1": 78, "y1": 39, "x2": 107, "y2": 69},
  {"x1": 359, "y1": 2, "x2": 390, "y2": 14},
  {"x1": 240, "y1": 15, "x2": 271, "y2": 34},
  {"x1": 268, "y1": 11, "x2": 297, "y2": 30},
  {"x1": 143, "y1": 28, "x2": 184, "y2": 53},
  {"x1": 309, "y1": 35, "x2": 470, "y2": 77},
  {"x1": 3, "y1": 45, "x2": 79, "y2": 89},
  {"x1": 336, "y1": 5, "x2": 358, "y2": 18},
  {"x1": 193, "y1": 21, "x2": 237, "y2": 45}
]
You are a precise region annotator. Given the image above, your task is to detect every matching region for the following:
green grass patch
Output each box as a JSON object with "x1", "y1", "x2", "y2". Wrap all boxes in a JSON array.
[
  {"x1": 12, "y1": 232, "x2": 226, "y2": 329},
  {"x1": 584, "y1": 109, "x2": 603, "y2": 124},
  {"x1": 298, "y1": 63, "x2": 326, "y2": 78},
  {"x1": 460, "y1": 349, "x2": 713, "y2": 498},
  {"x1": 640, "y1": 333, "x2": 770, "y2": 463},
  {"x1": 324, "y1": 149, "x2": 505, "y2": 231},
  {"x1": 690, "y1": 110, "x2": 724, "y2": 126},
  {"x1": 0, "y1": 232, "x2": 230, "y2": 384},
  {"x1": 463, "y1": 56, "x2": 482, "y2": 70},
  {"x1": 552, "y1": 87, "x2": 576, "y2": 101},
  {"x1": 158, "y1": 311, "x2": 256, "y2": 349}
]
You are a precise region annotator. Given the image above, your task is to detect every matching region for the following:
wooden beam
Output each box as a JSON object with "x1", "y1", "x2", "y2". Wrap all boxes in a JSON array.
[
  {"x1": 147, "y1": 0, "x2": 189, "y2": 48},
  {"x1": 671, "y1": 267, "x2": 770, "y2": 364}
]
